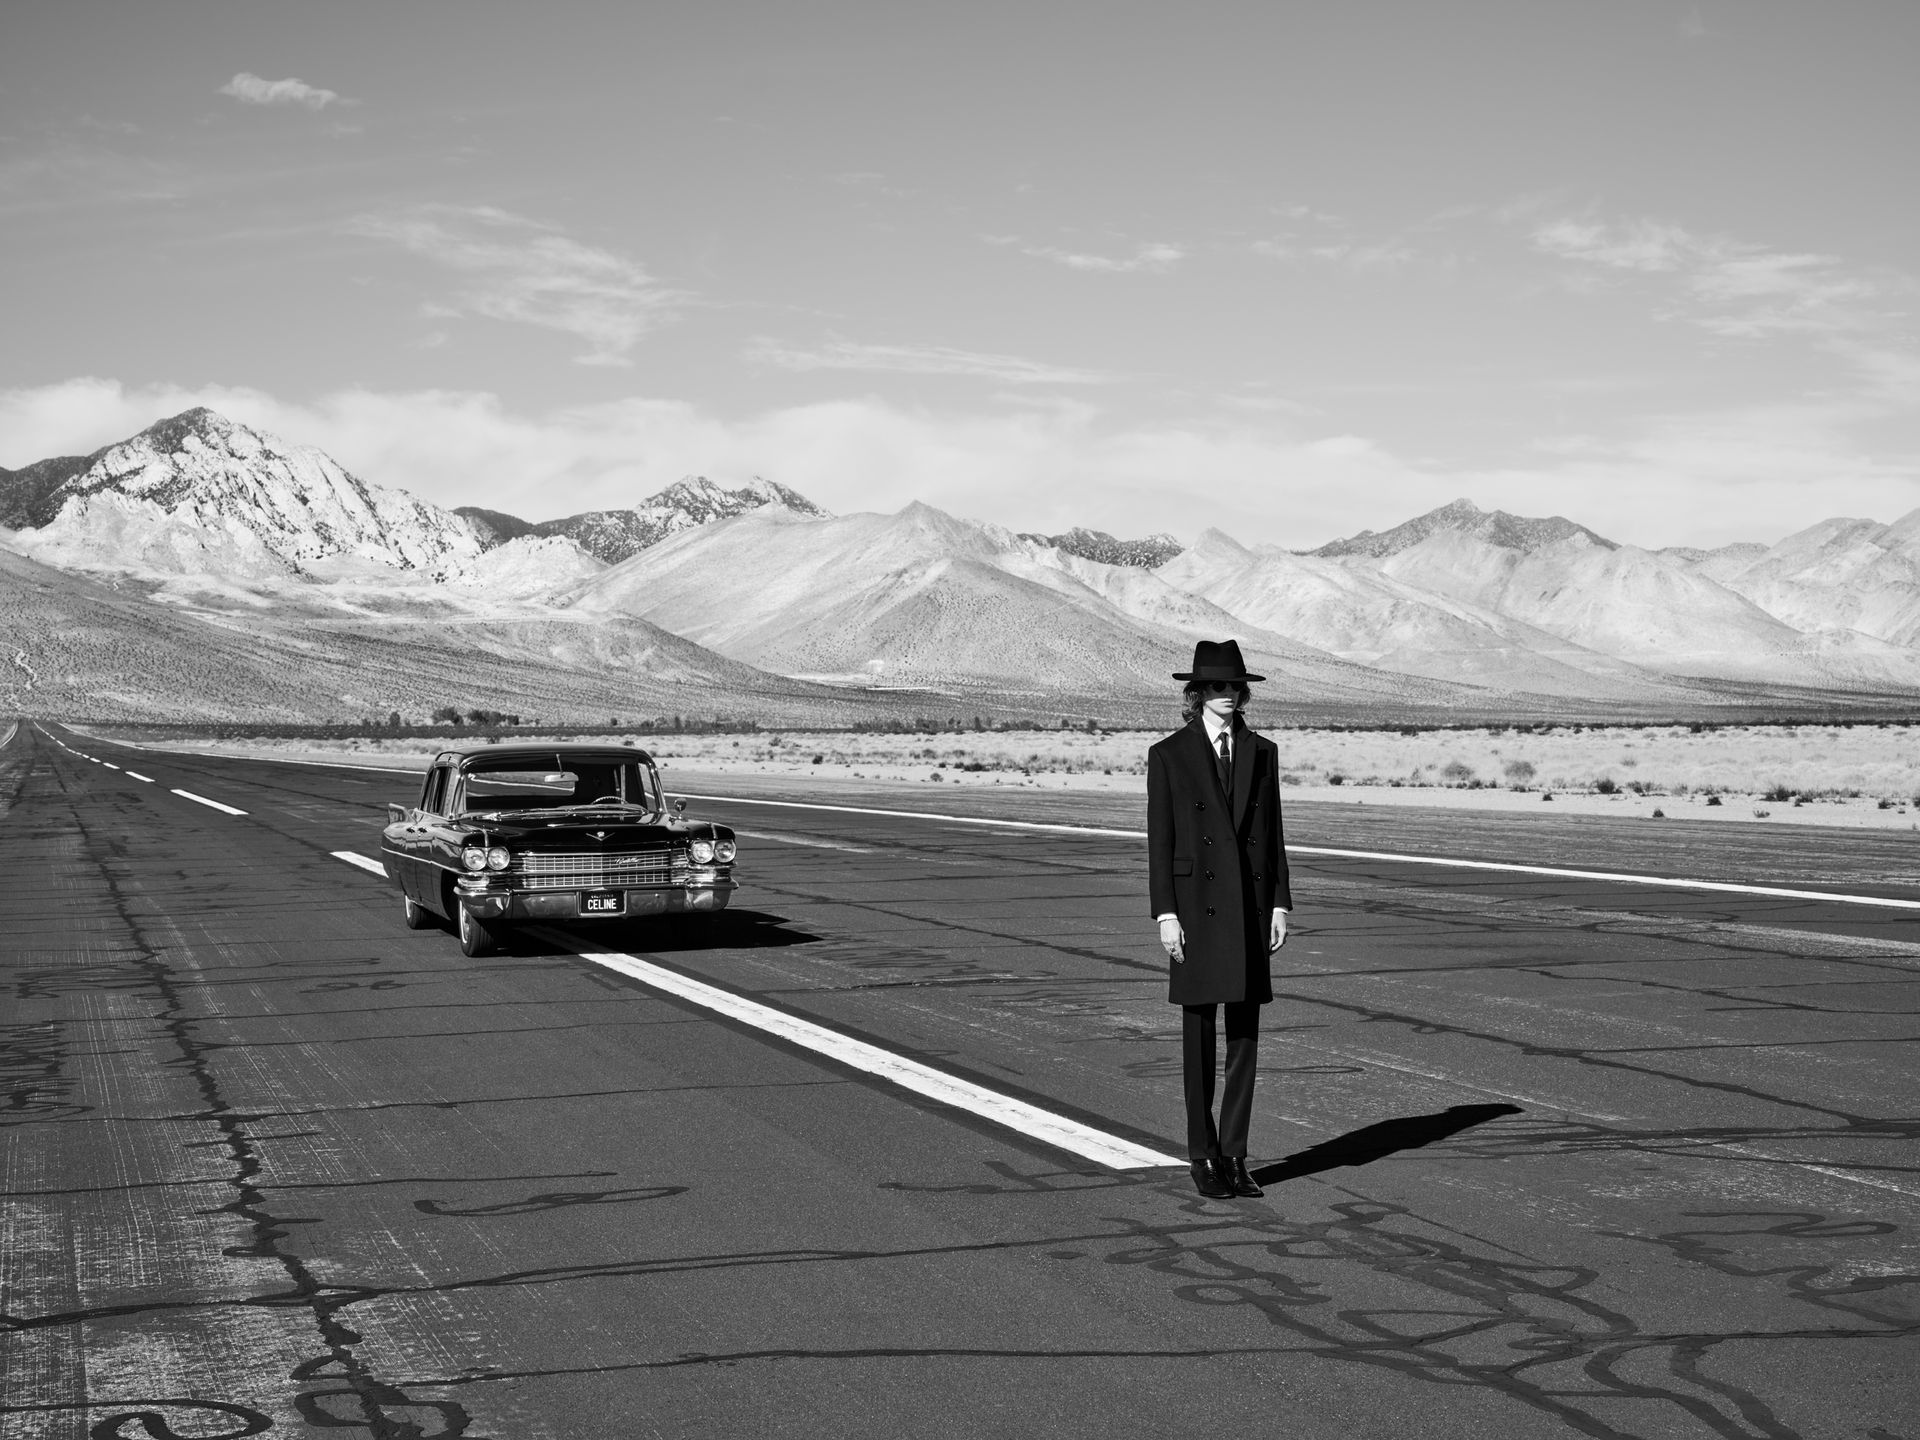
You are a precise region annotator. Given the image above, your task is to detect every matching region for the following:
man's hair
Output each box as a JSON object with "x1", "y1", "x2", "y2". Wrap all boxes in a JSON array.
[{"x1": 1180, "y1": 681, "x2": 1250, "y2": 725}]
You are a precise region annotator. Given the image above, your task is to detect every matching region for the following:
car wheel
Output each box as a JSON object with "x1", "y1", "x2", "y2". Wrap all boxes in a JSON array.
[
  {"x1": 403, "y1": 893, "x2": 435, "y2": 930},
  {"x1": 458, "y1": 903, "x2": 501, "y2": 957}
]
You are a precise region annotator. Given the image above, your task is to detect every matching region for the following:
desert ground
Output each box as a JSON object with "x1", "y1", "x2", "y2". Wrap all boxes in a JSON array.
[{"x1": 81, "y1": 721, "x2": 1920, "y2": 831}]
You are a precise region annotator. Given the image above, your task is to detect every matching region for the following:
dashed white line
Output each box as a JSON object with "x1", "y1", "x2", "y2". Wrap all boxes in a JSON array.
[
  {"x1": 171, "y1": 788, "x2": 248, "y2": 816},
  {"x1": 671, "y1": 792, "x2": 1920, "y2": 912},
  {"x1": 126, "y1": 772, "x2": 154, "y2": 783},
  {"x1": 331, "y1": 850, "x2": 389, "y2": 875},
  {"x1": 102, "y1": 763, "x2": 120, "y2": 770},
  {"x1": 541, "y1": 936, "x2": 1181, "y2": 1172}
]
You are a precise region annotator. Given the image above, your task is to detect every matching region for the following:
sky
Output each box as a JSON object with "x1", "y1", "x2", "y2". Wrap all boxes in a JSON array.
[{"x1": 2, "y1": 0, "x2": 1916, "y2": 548}]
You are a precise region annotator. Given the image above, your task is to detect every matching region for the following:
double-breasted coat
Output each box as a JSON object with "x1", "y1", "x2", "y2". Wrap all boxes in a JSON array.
[{"x1": 1146, "y1": 718, "x2": 1292, "y2": 1006}]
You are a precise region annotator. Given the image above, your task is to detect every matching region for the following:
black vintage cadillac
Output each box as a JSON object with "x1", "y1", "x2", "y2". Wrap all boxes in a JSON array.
[{"x1": 379, "y1": 744, "x2": 737, "y2": 956}]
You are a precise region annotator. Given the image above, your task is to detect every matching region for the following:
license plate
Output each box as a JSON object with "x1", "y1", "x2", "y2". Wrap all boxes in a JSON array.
[{"x1": 581, "y1": 890, "x2": 625, "y2": 916}]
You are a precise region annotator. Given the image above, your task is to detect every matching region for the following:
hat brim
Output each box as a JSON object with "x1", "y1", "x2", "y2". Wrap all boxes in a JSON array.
[{"x1": 1173, "y1": 671, "x2": 1265, "y2": 683}]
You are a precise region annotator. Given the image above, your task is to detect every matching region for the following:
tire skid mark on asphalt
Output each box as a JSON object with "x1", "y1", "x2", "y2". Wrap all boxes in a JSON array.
[
  {"x1": 2, "y1": 728, "x2": 464, "y2": 1436},
  {"x1": 672, "y1": 791, "x2": 1920, "y2": 912}
]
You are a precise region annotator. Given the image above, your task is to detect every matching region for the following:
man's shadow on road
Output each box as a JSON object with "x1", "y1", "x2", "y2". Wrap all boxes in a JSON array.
[{"x1": 1251, "y1": 1103, "x2": 1522, "y2": 1186}]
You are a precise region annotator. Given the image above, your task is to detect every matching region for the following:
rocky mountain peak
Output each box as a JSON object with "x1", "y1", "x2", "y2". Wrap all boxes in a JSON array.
[
  {"x1": 6, "y1": 407, "x2": 486, "y2": 579},
  {"x1": 484, "y1": 475, "x2": 834, "y2": 565},
  {"x1": 1018, "y1": 526, "x2": 1184, "y2": 569},
  {"x1": 1313, "y1": 497, "x2": 1616, "y2": 559}
]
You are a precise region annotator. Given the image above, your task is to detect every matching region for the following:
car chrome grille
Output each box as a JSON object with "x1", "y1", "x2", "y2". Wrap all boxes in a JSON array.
[{"x1": 519, "y1": 849, "x2": 684, "y2": 890}]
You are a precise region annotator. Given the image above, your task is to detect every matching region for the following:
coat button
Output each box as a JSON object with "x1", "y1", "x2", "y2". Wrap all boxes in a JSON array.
[
  {"x1": 1204, "y1": 836, "x2": 1213, "y2": 846},
  {"x1": 1205, "y1": 870, "x2": 1214, "y2": 880},
  {"x1": 1253, "y1": 872, "x2": 1262, "y2": 881},
  {"x1": 1195, "y1": 801, "x2": 1205, "y2": 810},
  {"x1": 1206, "y1": 905, "x2": 1216, "y2": 916}
]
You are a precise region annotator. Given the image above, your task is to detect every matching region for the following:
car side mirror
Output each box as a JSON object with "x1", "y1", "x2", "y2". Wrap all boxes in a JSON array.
[
  {"x1": 387, "y1": 803, "x2": 408, "y2": 825},
  {"x1": 673, "y1": 798, "x2": 688, "y2": 816}
]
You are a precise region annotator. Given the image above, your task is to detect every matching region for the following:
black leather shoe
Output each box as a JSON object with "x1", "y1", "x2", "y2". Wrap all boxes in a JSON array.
[
  {"x1": 1224, "y1": 1157, "x2": 1263, "y2": 1197},
  {"x1": 1190, "y1": 1157, "x2": 1233, "y2": 1198}
]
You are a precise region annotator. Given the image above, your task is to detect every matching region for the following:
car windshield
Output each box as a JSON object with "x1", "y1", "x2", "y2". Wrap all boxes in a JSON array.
[{"x1": 457, "y1": 754, "x2": 661, "y2": 815}]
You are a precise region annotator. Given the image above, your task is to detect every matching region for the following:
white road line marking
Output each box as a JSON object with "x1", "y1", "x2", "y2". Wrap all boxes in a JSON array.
[
  {"x1": 542, "y1": 934, "x2": 1181, "y2": 1171},
  {"x1": 102, "y1": 763, "x2": 120, "y2": 770},
  {"x1": 126, "y1": 771, "x2": 154, "y2": 783},
  {"x1": 671, "y1": 792, "x2": 1920, "y2": 912},
  {"x1": 733, "y1": 828, "x2": 875, "y2": 853},
  {"x1": 331, "y1": 850, "x2": 389, "y2": 875},
  {"x1": 672, "y1": 792, "x2": 1144, "y2": 838},
  {"x1": 72, "y1": 730, "x2": 423, "y2": 775},
  {"x1": 1293, "y1": 844, "x2": 1920, "y2": 911},
  {"x1": 171, "y1": 788, "x2": 248, "y2": 816}
]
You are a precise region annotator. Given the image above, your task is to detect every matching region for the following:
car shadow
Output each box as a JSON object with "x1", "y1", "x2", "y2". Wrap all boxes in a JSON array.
[
  {"x1": 505, "y1": 909, "x2": 822, "y2": 956},
  {"x1": 1250, "y1": 1103, "x2": 1523, "y2": 1186}
]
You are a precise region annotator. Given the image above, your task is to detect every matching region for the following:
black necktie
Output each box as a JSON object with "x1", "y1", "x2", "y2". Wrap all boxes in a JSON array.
[{"x1": 1215, "y1": 730, "x2": 1231, "y2": 797}]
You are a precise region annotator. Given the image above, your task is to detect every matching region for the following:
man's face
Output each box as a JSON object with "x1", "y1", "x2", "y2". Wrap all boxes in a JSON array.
[{"x1": 1202, "y1": 685, "x2": 1239, "y2": 721}]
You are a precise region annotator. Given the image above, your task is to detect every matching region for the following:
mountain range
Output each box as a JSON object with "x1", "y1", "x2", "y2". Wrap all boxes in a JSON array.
[{"x1": 4, "y1": 407, "x2": 1918, "y2": 722}]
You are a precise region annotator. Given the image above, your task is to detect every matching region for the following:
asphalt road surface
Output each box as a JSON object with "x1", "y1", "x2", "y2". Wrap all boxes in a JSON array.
[{"x1": 2, "y1": 721, "x2": 1916, "y2": 1440}]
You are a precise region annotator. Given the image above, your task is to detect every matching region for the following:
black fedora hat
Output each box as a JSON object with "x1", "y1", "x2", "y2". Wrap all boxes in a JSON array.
[{"x1": 1173, "y1": 639, "x2": 1265, "y2": 684}]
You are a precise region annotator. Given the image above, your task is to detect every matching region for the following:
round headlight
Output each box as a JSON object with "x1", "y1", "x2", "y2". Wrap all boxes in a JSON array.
[
  {"x1": 486, "y1": 846, "x2": 511, "y2": 871},
  {"x1": 690, "y1": 838, "x2": 716, "y2": 864},
  {"x1": 461, "y1": 846, "x2": 487, "y2": 871},
  {"x1": 714, "y1": 839, "x2": 736, "y2": 863}
]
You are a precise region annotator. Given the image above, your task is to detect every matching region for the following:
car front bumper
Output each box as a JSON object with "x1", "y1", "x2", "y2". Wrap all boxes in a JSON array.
[{"x1": 455, "y1": 873, "x2": 736, "y2": 921}]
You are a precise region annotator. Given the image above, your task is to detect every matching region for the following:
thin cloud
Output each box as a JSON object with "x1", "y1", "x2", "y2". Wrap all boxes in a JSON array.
[
  {"x1": 1255, "y1": 239, "x2": 1418, "y2": 270},
  {"x1": 987, "y1": 235, "x2": 1186, "y2": 274},
  {"x1": 1534, "y1": 218, "x2": 1690, "y2": 272},
  {"x1": 1533, "y1": 215, "x2": 1898, "y2": 337},
  {"x1": 345, "y1": 205, "x2": 683, "y2": 365},
  {"x1": 218, "y1": 72, "x2": 344, "y2": 110},
  {"x1": 746, "y1": 336, "x2": 1116, "y2": 385}
]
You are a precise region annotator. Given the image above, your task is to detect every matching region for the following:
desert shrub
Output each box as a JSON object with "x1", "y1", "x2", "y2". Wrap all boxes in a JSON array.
[
  {"x1": 1705, "y1": 794, "x2": 1722, "y2": 806},
  {"x1": 1502, "y1": 759, "x2": 1536, "y2": 783},
  {"x1": 1763, "y1": 783, "x2": 1793, "y2": 802},
  {"x1": 1440, "y1": 760, "x2": 1475, "y2": 784},
  {"x1": 812, "y1": 754, "x2": 824, "y2": 765},
  {"x1": 1593, "y1": 776, "x2": 1618, "y2": 794},
  {"x1": 1327, "y1": 772, "x2": 1346, "y2": 786},
  {"x1": 1879, "y1": 797, "x2": 1895, "y2": 809},
  {"x1": 929, "y1": 771, "x2": 943, "y2": 781},
  {"x1": 1541, "y1": 792, "x2": 1553, "y2": 801},
  {"x1": 1651, "y1": 808, "x2": 1665, "y2": 818}
]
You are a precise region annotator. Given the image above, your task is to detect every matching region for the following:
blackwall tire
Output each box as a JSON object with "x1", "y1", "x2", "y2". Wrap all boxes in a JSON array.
[{"x1": 458, "y1": 903, "x2": 500, "y2": 957}]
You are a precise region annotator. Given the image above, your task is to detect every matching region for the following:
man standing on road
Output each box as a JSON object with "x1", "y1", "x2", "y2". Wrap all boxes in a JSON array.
[{"x1": 1147, "y1": 640, "x2": 1291, "y2": 1199}]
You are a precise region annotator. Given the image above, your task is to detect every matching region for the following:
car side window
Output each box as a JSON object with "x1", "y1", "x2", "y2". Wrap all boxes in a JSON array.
[{"x1": 420, "y1": 766, "x2": 448, "y2": 816}]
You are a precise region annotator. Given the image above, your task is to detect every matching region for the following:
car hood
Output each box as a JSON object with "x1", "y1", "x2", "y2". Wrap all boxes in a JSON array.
[{"x1": 450, "y1": 812, "x2": 727, "y2": 851}]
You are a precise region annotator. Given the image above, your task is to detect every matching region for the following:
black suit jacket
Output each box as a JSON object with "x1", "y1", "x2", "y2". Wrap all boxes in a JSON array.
[{"x1": 1146, "y1": 718, "x2": 1291, "y2": 1006}]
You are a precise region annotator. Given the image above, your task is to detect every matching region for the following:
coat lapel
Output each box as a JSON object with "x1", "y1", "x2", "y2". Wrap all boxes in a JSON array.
[
  {"x1": 1230, "y1": 721, "x2": 1257, "y2": 828},
  {"x1": 1182, "y1": 720, "x2": 1224, "y2": 800}
]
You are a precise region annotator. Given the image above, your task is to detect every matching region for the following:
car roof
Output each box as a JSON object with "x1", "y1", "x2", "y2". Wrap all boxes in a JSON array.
[{"x1": 435, "y1": 744, "x2": 658, "y2": 767}]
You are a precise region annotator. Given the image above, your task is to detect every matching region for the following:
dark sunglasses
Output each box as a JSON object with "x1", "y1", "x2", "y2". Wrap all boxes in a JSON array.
[{"x1": 1200, "y1": 680, "x2": 1240, "y2": 693}]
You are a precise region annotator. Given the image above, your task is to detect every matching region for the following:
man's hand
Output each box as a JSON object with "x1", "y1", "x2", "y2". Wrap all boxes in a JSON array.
[
  {"x1": 1158, "y1": 916, "x2": 1185, "y2": 963},
  {"x1": 1270, "y1": 910, "x2": 1289, "y2": 952}
]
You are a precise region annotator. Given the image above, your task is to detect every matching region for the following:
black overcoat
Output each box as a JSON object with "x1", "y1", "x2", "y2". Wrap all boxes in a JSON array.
[{"x1": 1146, "y1": 718, "x2": 1291, "y2": 1006}]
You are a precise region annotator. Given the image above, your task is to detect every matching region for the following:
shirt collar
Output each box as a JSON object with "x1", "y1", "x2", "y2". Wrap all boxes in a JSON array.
[{"x1": 1201, "y1": 711, "x2": 1235, "y2": 745}]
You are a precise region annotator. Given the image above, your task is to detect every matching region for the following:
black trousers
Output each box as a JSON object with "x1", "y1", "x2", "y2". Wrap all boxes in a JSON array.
[{"x1": 1182, "y1": 1000, "x2": 1261, "y2": 1160}]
